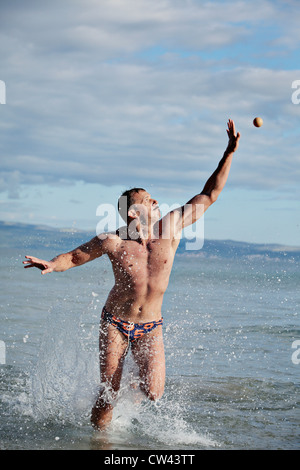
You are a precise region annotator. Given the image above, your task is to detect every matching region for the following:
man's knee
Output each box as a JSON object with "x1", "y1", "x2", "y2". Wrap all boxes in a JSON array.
[
  {"x1": 148, "y1": 390, "x2": 164, "y2": 401},
  {"x1": 95, "y1": 383, "x2": 119, "y2": 408},
  {"x1": 140, "y1": 382, "x2": 164, "y2": 401}
]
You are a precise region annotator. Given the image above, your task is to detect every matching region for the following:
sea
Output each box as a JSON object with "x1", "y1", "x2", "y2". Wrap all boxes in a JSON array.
[{"x1": 0, "y1": 235, "x2": 299, "y2": 451}]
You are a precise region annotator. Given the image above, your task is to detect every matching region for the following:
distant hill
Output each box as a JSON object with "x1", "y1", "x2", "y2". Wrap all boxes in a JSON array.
[
  {"x1": 0, "y1": 220, "x2": 299, "y2": 260},
  {"x1": 177, "y1": 238, "x2": 300, "y2": 260},
  {"x1": 0, "y1": 221, "x2": 93, "y2": 251}
]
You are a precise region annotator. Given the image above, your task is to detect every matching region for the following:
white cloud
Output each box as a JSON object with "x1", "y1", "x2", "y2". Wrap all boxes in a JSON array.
[{"x1": 0, "y1": 0, "x2": 300, "y2": 199}]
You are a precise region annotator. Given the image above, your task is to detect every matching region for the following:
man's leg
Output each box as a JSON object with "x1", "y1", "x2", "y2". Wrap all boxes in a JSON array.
[
  {"x1": 91, "y1": 320, "x2": 129, "y2": 430},
  {"x1": 131, "y1": 325, "x2": 165, "y2": 401}
]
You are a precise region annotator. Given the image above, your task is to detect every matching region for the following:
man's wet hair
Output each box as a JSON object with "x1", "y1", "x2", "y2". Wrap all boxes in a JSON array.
[{"x1": 118, "y1": 187, "x2": 146, "y2": 222}]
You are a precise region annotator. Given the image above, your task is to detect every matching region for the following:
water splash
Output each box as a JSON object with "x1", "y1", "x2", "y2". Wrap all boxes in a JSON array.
[
  {"x1": 108, "y1": 375, "x2": 219, "y2": 449},
  {"x1": 30, "y1": 302, "x2": 99, "y2": 424},
  {"x1": 14, "y1": 298, "x2": 219, "y2": 449}
]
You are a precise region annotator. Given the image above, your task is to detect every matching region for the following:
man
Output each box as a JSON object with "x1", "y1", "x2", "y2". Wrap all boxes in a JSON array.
[{"x1": 23, "y1": 119, "x2": 240, "y2": 430}]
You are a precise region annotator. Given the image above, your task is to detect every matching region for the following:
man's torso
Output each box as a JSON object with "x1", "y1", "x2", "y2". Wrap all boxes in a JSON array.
[{"x1": 102, "y1": 226, "x2": 180, "y2": 322}]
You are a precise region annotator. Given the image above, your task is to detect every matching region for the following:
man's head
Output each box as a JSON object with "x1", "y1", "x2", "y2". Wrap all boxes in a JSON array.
[{"x1": 118, "y1": 188, "x2": 160, "y2": 225}]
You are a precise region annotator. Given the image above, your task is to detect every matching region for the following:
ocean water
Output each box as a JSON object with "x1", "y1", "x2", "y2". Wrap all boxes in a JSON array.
[{"x1": 0, "y1": 246, "x2": 299, "y2": 450}]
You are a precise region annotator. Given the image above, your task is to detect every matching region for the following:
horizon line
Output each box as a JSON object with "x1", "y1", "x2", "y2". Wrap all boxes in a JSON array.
[{"x1": 1, "y1": 219, "x2": 299, "y2": 250}]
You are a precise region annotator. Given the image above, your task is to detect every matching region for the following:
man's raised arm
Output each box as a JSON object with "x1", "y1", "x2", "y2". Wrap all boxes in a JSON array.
[
  {"x1": 23, "y1": 235, "x2": 106, "y2": 275},
  {"x1": 172, "y1": 119, "x2": 240, "y2": 231}
]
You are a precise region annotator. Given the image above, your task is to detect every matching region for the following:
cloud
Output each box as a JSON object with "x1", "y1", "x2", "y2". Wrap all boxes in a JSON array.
[{"x1": 0, "y1": 0, "x2": 299, "y2": 199}]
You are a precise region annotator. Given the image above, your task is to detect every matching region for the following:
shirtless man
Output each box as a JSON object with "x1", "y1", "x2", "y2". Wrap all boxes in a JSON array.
[{"x1": 23, "y1": 119, "x2": 240, "y2": 430}]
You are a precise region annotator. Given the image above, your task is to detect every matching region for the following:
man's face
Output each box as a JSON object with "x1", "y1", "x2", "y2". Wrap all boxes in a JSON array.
[{"x1": 130, "y1": 190, "x2": 161, "y2": 223}]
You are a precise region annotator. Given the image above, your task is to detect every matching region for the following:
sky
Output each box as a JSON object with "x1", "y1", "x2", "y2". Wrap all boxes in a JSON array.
[{"x1": 0, "y1": 0, "x2": 300, "y2": 246}]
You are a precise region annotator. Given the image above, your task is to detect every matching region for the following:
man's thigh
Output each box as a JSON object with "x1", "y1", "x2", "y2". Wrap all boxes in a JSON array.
[
  {"x1": 131, "y1": 325, "x2": 165, "y2": 400},
  {"x1": 99, "y1": 320, "x2": 129, "y2": 391}
]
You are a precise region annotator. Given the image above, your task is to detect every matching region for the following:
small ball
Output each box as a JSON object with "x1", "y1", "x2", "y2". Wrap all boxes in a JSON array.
[{"x1": 253, "y1": 117, "x2": 263, "y2": 127}]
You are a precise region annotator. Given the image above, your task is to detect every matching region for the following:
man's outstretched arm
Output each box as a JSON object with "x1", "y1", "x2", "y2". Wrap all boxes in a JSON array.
[
  {"x1": 200, "y1": 119, "x2": 240, "y2": 204},
  {"x1": 172, "y1": 119, "x2": 240, "y2": 230},
  {"x1": 23, "y1": 235, "x2": 105, "y2": 274}
]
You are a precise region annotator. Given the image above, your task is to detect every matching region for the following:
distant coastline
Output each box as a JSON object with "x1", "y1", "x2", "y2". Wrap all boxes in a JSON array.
[{"x1": 1, "y1": 220, "x2": 299, "y2": 261}]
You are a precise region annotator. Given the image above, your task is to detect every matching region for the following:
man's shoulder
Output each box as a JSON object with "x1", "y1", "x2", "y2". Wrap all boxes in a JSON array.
[
  {"x1": 96, "y1": 228, "x2": 125, "y2": 249},
  {"x1": 97, "y1": 230, "x2": 120, "y2": 241}
]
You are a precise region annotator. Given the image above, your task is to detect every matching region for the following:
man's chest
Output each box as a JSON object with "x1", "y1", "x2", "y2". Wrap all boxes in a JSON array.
[{"x1": 112, "y1": 239, "x2": 174, "y2": 273}]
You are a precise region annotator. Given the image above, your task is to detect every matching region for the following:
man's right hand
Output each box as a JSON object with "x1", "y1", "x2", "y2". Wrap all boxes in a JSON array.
[
  {"x1": 225, "y1": 119, "x2": 240, "y2": 154},
  {"x1": 23, "y1": 256, "x2": 55, "y2": 274}
]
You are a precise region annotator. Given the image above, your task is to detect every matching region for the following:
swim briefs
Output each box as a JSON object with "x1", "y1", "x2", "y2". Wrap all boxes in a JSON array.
[{"x1": 101, "y1": 307, "x2": 163, "y2": 342}]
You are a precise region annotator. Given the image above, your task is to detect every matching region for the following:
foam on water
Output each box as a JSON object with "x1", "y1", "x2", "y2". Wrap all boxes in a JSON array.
[{"x1": 103, "y1": 359, "x2": 220, "y2": 449}]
